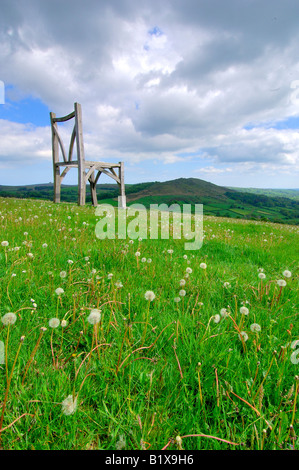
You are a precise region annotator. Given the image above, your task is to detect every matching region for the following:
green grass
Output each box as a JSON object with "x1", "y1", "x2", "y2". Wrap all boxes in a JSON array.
[{"x1": 0, "y1": 197, "x2": 298, "y2": 450}]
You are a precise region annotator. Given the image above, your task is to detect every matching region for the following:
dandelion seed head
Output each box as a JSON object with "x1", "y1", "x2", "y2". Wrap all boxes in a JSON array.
[
  {"x1": 186, "y1": 267, "x2": 192, "y2": 274},
  {"x1": 55, "y1": 287, "x2": 64, "y2": 296},
  {"x1": 220, "y1": 308, "x2": 228, "y2": 317},
  {"x1": 60, "y1": 271, "x2": 67, "y2": 279},
  {"x1": 49, "y1": 318, "x2": 60, "y2": 328},
  {"x1": 239, "y1": 331, "x2": 249, "y2": 342},
  {"x1": 179, "y1": 289, "x2": 186, "y2": 297},
  {"x1": 258, "y1": 272, "x2": 266, "y2": 279},
  {"x1": 1, "y1": 312, "x2": 17, "y2": 325},
  {"x1": 1, "y1": 241, "x2": 9, "y2": 247},
  {"x1": 61, "y1": 395, "x2": 77, "y2": 416},
  {"x1": 144, "y1": 290, "x2": 155, "y2": 302},
  {"x1": 87, "y1": 309, "x2": 101, "y2": 325},
  {"x1": 240, "y1": 306, "x2": 249, "y2": 315},
  {"x1": 283, "y1": 270, "x2": 292, "y2": 278},
  {"x1": 213, "y1": 314, "x2": 221, "y2": 323},
  {"x1": 277, "y1": 279, "x2": 287, "y2": 287},
  {"x1": 250, "y1": 323, "x2": 261, "y2": 332},
  {"x1": 200, "y1": 263, "x2": 207, "y2": 269}
]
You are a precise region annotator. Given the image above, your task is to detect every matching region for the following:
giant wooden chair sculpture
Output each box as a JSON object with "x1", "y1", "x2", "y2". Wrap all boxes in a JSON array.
[{"x1": 50, "y1": 102, "x2": 126, "y2": 207}]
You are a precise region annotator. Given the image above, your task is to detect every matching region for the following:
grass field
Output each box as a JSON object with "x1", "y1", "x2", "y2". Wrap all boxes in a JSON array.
[{"x1": 0, "y1": 196, "x2": 298, "y2": 450}]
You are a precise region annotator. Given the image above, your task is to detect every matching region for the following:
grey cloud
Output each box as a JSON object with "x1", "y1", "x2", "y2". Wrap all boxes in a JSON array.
[{"x1": 1, "y1": 0, "x2": 299, "y2": 184}]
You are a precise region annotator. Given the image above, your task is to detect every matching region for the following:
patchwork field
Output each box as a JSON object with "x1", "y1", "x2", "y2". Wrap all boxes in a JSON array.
[{"x1": 0, "y1": 196, "x2": 298, "y2": 450}]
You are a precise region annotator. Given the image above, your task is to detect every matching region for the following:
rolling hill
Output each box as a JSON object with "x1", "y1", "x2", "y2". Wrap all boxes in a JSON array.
[{"x1": 0, "y1": 178, "x2": 298, "y2": 225}]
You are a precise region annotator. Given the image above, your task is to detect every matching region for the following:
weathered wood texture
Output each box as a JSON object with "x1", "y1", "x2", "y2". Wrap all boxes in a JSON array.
[{"x1": 50, "y1": 102, "x2": 126, "y2": 207}]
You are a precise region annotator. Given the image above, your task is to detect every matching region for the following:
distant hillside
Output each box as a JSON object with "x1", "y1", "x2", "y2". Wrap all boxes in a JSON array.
[
  {"x1": 228, "y1": 187, "x2": 299, "y2": 201},
  {"x1": 0, "y1": 178, "x2": 298, "y2": 225},
  {"x1": 125, "y1": 177, "x2": 234, "y2": 201}
]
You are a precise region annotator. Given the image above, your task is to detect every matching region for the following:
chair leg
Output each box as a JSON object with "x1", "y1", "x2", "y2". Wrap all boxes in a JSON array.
[
  {"x1": 78, "y1": 167, "x2": 86, "y2": 206},
  {"x1": 53, "y1": 165, "x2": 61, "y2": 203},
  {"x1": 89, "y1": 171, "x2": 98, "y2": 206},
  {"x1": 118, "y1": 162, "x2": 126, "y2": 209}
]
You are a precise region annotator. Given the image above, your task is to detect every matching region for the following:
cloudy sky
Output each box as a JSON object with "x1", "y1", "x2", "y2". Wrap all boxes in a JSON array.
[{"x1": 1, "y1": 0, "x2": 299, "y2": 188}]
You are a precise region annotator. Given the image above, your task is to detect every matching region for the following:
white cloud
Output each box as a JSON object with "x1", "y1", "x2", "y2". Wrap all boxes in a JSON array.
[
  {"x1": 0, "y1": 119, "x2": 51, "y2": 166},
  {"x1": 1, "y1": 0, "x2": 299, "y2": 187}
]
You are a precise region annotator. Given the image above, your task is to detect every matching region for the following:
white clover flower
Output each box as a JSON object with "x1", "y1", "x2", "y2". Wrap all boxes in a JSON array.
[
  {"x1": 1, "y1": 241, "x2": 9, "y2": 247},
  {"x1": 239, "y1": 331, "x2": 249, "y2": 342},
  {"x1": 61, "y1": 394, "x2": 77, "y2": 416},
  {"x1": 144, "y1": 291, "x2": 155, "y2": 302},
  {"x1": 107, "y1": 273, "x2": 113, "y2": 280},
  {"x1": 283, "y1": 270, "x2": 292, "y2": 278},
  {"x1": 240, "y1": 306, "x2": 249, "y2": 315},
  {"x1": 55, "y1": 287, "x2": 65, "y2": 296},
  {"x1": 1, "y1": 312, "x2": 17, "y2": 325},
  {"x1": 258, "y1": 272, "x2": 266, "y2": 279},
  {"x1": 87, "y1": 309, "x2": 101, "y2": 325},
  {"x1": 49, "y1": 318, "x2": 60, "y2": 328},
  {"x1": 200, "y1": 263, "x2": 207, "y2": 269},
  {"x1": 277, "y1": 279, "x2": 287, "y2": 287},
  {"x1": 67, "y1": 260, "x2": 74, "y2": 264},
  {"x1": 250, "y1": 323, "x2": 261, "y2": 333},
  {"x1": 179, "y1": 289, "x2": 186, "y2": 297},
  {"x1": 27, "y1": 253, "x2": 34, "y2": 258}
]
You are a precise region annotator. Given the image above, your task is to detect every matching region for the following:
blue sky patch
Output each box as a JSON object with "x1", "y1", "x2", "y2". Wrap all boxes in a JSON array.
[
  {"x1": 148, "y1": 26, "x2": 163, "y2": 37},
  {"x1": 0, "y1": 84, "x2": 50, "y2": 127},
  {"x1": 244, "y1": 115, "x2": 299, "y2": 131}
]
